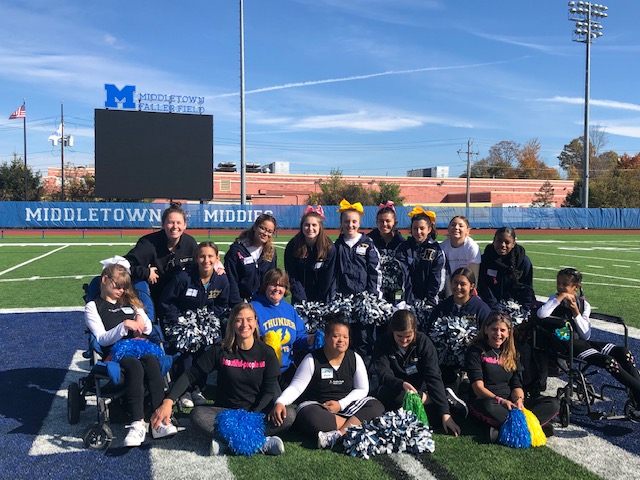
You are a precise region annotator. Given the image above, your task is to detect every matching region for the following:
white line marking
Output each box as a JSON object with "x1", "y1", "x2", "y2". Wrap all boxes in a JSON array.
[
  {"x1": 528, "y1": 250, "x2": 640, "y2": 265},
  {"x1": 585, "y1": 265, "x2": 604, "y2": 269},
  {"x1": 389, "y1": 453, "x2": 437, "y2": 480},
  {"x1": 545, "y1": 378, "x2": 640, "y2": 480},
  {"x1": 613, "y1": 265, "x2": 631, "y2": 268},
  {"x1": 0, "y1": 245, "x2": 69, "y2": 277},
  {"x1": 0, "y1": 274, "x2": 97, "y2": 283},
  {"x1": 0, "y1": 306, "x2": 85, "y2": 314}
]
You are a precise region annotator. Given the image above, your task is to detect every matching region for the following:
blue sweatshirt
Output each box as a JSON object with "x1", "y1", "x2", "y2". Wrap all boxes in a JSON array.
[
  {"x1": 396, "y1": 237, "x2": 446, "y2": 306},
  {"x1": 427, "y1": 295, "x2": 492, "y2": 331},
  {"x1": 251, "y1": 293, "x2": 310, "y2": 372},
  {"x1": 367, "y1": 229, "x2": 405, "y2": 256},
  {"x1": 284, "y1": 238, "x2": 336, "y2": 304},
  {"x1": 334, "y1": 233, "x2": 382, "y2": 298},
  {"x1": 224, "y1": 240, "x2": 277, "y2": 306},
  {"x1": 159, "y1": 264, "x2": 230, "y2": 324}
]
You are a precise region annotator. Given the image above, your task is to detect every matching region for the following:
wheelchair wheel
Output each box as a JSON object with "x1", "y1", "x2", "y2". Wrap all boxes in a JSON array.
[
  {"x1": 624, "y1": 400, "x2": 639, "y2": 423},
  {"x1": 577, "y1": 382, "x2": 596, "y2": 405},
  {"x1": 559, "y1": 398, "x2": 570, "y2": 428},
  {"x1": 82, "y1": 422, "x2": 113, "y2": 450},
  {"x1": 67, "y1": 382, "x2": 81, "y2": 425}
]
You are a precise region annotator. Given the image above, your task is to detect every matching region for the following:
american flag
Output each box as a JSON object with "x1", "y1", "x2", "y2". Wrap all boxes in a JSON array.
[{"x1": 9, "y1": 105, "x2": 26, "y2": 119}]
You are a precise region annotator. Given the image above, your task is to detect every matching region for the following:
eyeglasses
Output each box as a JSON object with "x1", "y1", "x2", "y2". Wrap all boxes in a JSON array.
[
  {"x1": 258, "y1": 225, "x2": 275, "y2": 235},
  {"x1": 108, "y1": 277, "x2": 124, "y2": 291}
]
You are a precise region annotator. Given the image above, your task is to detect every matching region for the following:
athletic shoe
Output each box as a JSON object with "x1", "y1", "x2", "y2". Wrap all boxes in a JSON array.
[
  {"x1": 260, "y1": 436, "x2": 285, "y2": 455},
  {"x1": 488, "y1": 426, "x2": 500, "y2": 444},
  {"x1": 541, "y1": 422, "x2": 555, "y2": 437},
  {"x1": 210, "y1": 438, "x2": 227, "y2": 456},
  {"x1": 446, "y1": 387, "x2": 469, "y2": 418},
  {"x1": 151, "y1": 421, "x2": 178, "y2": 439},
  {"x1": 191, "y1": 390, "x2": 208, "y2": 406},
  {"x1": 178, "y1": 393, "x2": 194, "y2": 409},
  {"x1": 317, "y1": 430, "x2": 342, "y2": 449},
  {"x1": 123, "y1": 420, "x2": 147, "y2": 447}
]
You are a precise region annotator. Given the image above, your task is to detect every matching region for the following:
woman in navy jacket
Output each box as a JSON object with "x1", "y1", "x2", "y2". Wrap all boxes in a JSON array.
[
  {"x1": 224, "y1": 214, "x2": 278, "y2": 306},
  {"x1": 284, "y1": 206, "x2": 336, "y2": 304}
]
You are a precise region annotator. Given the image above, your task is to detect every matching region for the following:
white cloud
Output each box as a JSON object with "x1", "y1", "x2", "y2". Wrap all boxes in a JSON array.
[
  {"x1": 292, "y1": 111, "x2": 422, "y2": 132},
  {"x1": 538, "y1": 96, "x2": 640, "y2": 112}
]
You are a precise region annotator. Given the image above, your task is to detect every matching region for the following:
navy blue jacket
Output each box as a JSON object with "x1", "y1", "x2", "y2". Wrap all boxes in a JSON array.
[
  {"x1": 478, "y1": 243, "x2": 534, "y2": 310},
  {"x1": 334, "y1": 233, "x2": 382, "y2": 297},
  {"x1": 427, "y1": 295, "x2": 492, "y2": 331},
  {"x1": 159, "y1": 264, "x2": 230, "y2": 325},
  {"x1": 224, "y1": 240, "x2": 277, "y2": 306},
  {"x1": 396, "y1": 237, "x2": 446, "y2": 306},
  {"x1": 367, "y1": 229, "x2": 405, "y2": 256},
  {"x1": 284, "y1": 238, "x2": 336, "y2": 304}
]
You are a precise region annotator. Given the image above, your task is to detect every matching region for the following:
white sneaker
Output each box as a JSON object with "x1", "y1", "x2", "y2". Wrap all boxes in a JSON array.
[
  {"x1": 151, "y1": 421, "x2": 178, "y2": 439},
  {"x1": 446, "y1": 387, "x2": 469, "y2": 418},
  {"x1": 261, "y1": 436, "x2": 285, "y2": 455},
  {"x1": 123, "y1": 420, "x2": 147, "y2": 447},
  {"x1": 210, "y1": 438, "x2": 227, "y2": 456},
  {"x1": 191, "y1": 390, "x2": 208, "y2": 406},
  {"x1": 178, "y1": 392, "x2": 194, "y2": 409},
  {"x1": 317, "y1": 430, "x2": 342, "y2": 449}
]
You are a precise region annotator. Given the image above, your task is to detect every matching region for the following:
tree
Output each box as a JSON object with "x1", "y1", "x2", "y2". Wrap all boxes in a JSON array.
[
  {"x1": 307, "y1": 169, "x2": 404, "y2": 206},
  {"x1": 470, "y1": 141, "x2": 519, "y2": 178},
  {"x1": 0, "y1": 153, "x2": 42, "y2": 200},
  {"x1": 66, "y1": 173, "x2": 96, "y2": 202},
  {"x1": 531, "y1": 180, "x2": 555, "y2": 207},
  {"x1": 515, "y1": 139, "x2": 560, "y2": 180},
  {"x1": 558, "y1": 138, "x2": 587, "y2": 180}
]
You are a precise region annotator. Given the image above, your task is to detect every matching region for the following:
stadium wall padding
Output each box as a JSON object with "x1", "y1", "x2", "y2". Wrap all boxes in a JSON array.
[{"x1": 2, "y1": 202, "x2": 640, "y2": 230}]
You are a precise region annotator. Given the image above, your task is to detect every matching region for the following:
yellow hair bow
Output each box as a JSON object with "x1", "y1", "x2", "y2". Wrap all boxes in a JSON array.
[
  {"x1": 407, "y1": 206, "x2": 436, "y2": 223},
  {"x1": 337, "y1": 198, "x2": 364, "y2": 215}
]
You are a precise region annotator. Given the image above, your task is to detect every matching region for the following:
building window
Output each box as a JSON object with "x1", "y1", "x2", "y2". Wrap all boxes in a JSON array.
[{"x1": 220, "y1": 179, "x2": 231, "y2": 192}]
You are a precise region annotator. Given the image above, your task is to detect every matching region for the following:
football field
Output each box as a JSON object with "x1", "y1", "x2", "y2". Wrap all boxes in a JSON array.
[{"x1": 1, "y1": 231, "x2": 639, "y2": 479}]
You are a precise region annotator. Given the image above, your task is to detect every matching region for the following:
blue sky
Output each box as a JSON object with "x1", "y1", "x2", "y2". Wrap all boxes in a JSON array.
[{"x1": 1, "y1": 0, "x2": 639, "y2": 179}]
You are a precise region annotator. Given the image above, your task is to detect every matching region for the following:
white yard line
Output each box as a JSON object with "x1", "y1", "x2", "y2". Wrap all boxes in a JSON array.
[
  {"x1": 0, "y1": 306, "x2": 84, "y2": 314},
  {"x1": 529, "y1": 250, "x2": 640, "y2": 265},
  {"x1": 0, "y1": 274, "x2": 96, "y2": 283},
  {"x1": 389, "y1": 453, "x2": 438, "y2": 480},
  {"x1": 0, "y1": 245, "x2": 69, "y2": 277}
]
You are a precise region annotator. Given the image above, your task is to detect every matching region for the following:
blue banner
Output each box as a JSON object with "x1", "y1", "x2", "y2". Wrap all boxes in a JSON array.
[{"x1": 1, "y1": 202, "x2": 640, "y2": 230}]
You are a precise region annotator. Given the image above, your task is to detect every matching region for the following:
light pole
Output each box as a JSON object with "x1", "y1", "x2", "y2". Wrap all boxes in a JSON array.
[
  {"x1": 568, "y1": 1, "x2": 607, "y2": 209},
  {"x1": 239, "y1": 0, "x2": 247, "y2": 205}
]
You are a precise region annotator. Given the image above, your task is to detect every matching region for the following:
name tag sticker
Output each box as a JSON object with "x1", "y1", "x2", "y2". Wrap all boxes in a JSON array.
[
  {"x1": 487, "y1": 269, "x2": 498, "y2": 277},
  {"x1": 186, "y1": 288, "x2": 198, "y2": 297},
  {"x1": 243, "y1": 257, "x2": 255, "y2": 265},
  {"x1": 121, "y1": 306, "x2": 134, "y2": 315},
  {"x1": 314, "y1": 261, "x2": 324, "y2": 270},
  {"x1": 405, "y1": 364, "x2": 418, "y2": 375},
  {"x1": 321, "y1": 368, "x2": 334, "y2": 379},
  {"x1": 355, "y1": 245, "x2": 367, "y2": 255}
]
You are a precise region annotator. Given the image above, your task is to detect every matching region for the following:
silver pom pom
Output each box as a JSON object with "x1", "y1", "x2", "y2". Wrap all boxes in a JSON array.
[
  {"x1": 498, "y1": 299, "x2": 530, "y2": 327},
  {"x1": 428, "y1": 315, "x2": 478, "y2": 366},
  {"x1": 165, "y1": 308, "x2": 222, "y2": 353}
]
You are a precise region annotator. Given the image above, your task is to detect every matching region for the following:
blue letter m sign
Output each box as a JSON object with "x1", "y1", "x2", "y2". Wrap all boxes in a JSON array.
[{"x1": 104, "y1": 84, "x2": 136, "y2": 109}]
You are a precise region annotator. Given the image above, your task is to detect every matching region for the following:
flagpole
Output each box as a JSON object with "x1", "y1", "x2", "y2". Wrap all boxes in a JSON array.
[{"x1": 23, "y1": 99, "x2": 27, "y2": 201}]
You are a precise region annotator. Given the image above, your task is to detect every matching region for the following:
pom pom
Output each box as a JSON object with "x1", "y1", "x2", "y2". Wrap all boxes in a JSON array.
[
  {"x1": 523, "y1": 408, "x2": 546, "y2": 447},
  {"x1": 342, "y1": 409, "x2": 434, "y2": 459},
  {"x1": 164, "y1": 308, "x2": 221, "y2": 353},
  {"x1": 401, "y1": 392, "x2": 429, "y2": 426},
  {"x1": 555, "y1": 326, "x2": 570, "y2": 341},
  {"x1": 313, "y1": 330, "x2": 325, "y2": 349},
  {"x1": 295, "y1": 300, "x2": 329, "y2": 333},
  {"x1": 110, "y1": 338, "x2": 164, "y2": 362},
  {"x1": 214, "y1": 409, "x2": 266, "y2": 456},
  {"x1": 497, "y1": 300, "x2": 530, "y2": 327},
  {"x1": 408, "y1": 299, "x2": 434, "y2": 332},
  {"x1": 351, "y1": 292, "x2": 394, "y2": 327},
  {"x1": 379, "y1": 254, "x2": 403, "y2": 296},
  {"x1": 499, "y1": 409, "x2": 531, "y2": 448},
  {"x1": 428, "y1": 315, "x2": 478, "y2": 367},
  {"x1": 263, "y1": 330, "x2": 283, "y2": 366}
]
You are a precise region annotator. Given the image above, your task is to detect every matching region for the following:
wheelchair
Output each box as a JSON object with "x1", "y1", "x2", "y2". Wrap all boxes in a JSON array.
[
  {"x1": 532, "y1": 312, "x2": 637, "y2": 427},
  {"x1": 67, "y1": 279, "x2": 172, "y2": 450}
]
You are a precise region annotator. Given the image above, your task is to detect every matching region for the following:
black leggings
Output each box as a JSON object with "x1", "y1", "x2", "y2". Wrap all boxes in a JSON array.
[
  {"x1": 119, "y1": 354, "x2": 165, "y2": 420},
  {"x1": 190, "y1": 405, "x2": 296, "y2": 440},
  {"x1": 294, "y1": 399, "x2": 385, "y2": 435},
  {"x1": 574, "y1": 339, "x2": 640, "y2": 404},
  {"x1": 470, "y1": 395, "x2": 559, "y2": 428}
]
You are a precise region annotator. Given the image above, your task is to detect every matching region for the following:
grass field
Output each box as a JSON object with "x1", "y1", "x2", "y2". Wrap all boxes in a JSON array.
[
  {"x1": 1, "y1": 231, "x2": 639, "y2": 328},
  {"x1": 1, "y1": 230, "x2": 640, "y2": 480}
]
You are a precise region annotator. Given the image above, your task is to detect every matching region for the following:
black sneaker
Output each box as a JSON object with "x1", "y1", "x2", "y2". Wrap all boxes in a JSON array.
[
  {"x1": 445, "y1": 387, "x2": 469, "y2": 418},
  {"x1": 489, "y1": 426, "x2": 500, "y2": 443},
  {"x1": 541, "y1": 422, "x2": 555, "y2": 437}
]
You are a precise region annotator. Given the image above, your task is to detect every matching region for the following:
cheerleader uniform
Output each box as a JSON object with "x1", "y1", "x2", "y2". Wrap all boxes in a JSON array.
[
  {"x1": 284, "y1": 238, "x2": 336, "y2": 304},
  {"x1": 396, "y1": 237, "x2": 447, "y2": 306},
  {"x1": 224, "y1": 239, "x2": 277, "y2": 306}
]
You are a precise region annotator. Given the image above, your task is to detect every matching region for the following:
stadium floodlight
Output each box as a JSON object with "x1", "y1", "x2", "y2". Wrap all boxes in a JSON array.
[{"x1": 568, "y1": 1, "x2": 608, "y2": 210}]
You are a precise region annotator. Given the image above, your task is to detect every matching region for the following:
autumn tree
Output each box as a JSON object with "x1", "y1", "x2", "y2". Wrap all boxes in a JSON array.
[
  {"x1": 470, "y1": 140, "x2": 519, "y2": 178},
  {"x1": 308, "y1": 169, "x2": 404, "y2": 206},
  {"x1": 531, "y1": 180, "x2": 555, "y2": 207},
  {"x1": 515, "y1": 139, "x2": 560, "y2": 180}
]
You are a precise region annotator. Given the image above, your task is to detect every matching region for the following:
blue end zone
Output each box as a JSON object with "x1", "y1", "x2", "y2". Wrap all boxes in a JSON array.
[{"x1": 0, "y1": 311, "x2": 154, "y2": 479}]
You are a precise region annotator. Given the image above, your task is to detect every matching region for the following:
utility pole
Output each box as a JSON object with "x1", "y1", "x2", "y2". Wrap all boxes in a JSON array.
[
  {"x1": 458, "y1": 139, "x2": 478, "y2": 218},
  {"x1": 61, "y1": 102, "x2": 65, "y2": 202}
]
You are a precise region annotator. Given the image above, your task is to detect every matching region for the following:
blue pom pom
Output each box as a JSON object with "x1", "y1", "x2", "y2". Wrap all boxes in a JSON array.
[
  {"x1": 499, "y1": 409, "x2": 531, "y2": 448},
  {"x1": 215, "y1": 409, "x2": 266, "y2": 456},
  {"x1": 313, "y1": 330, "x2": 325, "y2": 349},
  {"x1": 110, "y1": 339, "x2": 164, "y2": 362}
]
